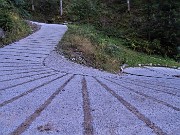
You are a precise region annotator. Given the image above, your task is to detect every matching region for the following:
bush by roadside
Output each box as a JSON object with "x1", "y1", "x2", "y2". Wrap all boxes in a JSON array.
[{"x1": 0, "y1": 0, "x2": 31, "y2": 47}]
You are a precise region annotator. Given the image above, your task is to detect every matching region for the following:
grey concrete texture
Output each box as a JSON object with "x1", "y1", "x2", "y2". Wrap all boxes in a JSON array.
[{"x1": 0, "y1": 22, "x2": 180, "y2": 135}]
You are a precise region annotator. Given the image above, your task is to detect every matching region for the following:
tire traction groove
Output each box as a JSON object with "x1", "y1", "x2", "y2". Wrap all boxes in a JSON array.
[
  {"x1": 13, "y1": 46, "x2": 50, "y2": 49},
  {"x1": 104, "y1": 78, "x2": 180, "y2": 111},
  {"x1": 144, "y1": 67, "x2": 172, "y2": 77},
  {"x1": 0, "y1": 72, "x2": 58, "y2": 91},
  {"x1": 0, "y1": 74, "x2": 68, "y2": 107},
  {"x1": 124, "y1": 72, "x2": 174, "y2": 79},
  {"x1": 0, "y1": 63, "x2": 41, "y2": 66},
  {"x1": 111, "y1": 77, "x2": 180, "y2": 97},
  {"x1": 81, "y1": 77, "x2": 94, "y2": 135},
  {"x1": 0, "y1": 65, "x2": 42, "y2": 68},
  {"x1": 2, "y1": 48, "x2": 48, "y2": 52},
  {"x1": 94, "y1": 77, "x2": 167, "y2": 135},
  {"x1": 0, "y1": 51, "x2": 48, "y2": 55},
  {"x1": 0, "y1": 59, "x2": 40, "y2": 63},
  {"x1": 129, "y1": 77, "x2": 180, "y2": 90},
  {"x1": 119, "y1": 77, "x2": 180, "y2": 91},
  {"x1": 123, "y1": 78, "x2": 180, "y2": 97},
  {"x1": 10, "y1": 75, "x2": 75, "y2": 135},
  {"x1": 0, "y1": 69, "x2": 51, "y2": 77},
  {"x1": 1, "y1": 46, "x2": 49, "y2": 49},
  {"x1": 0, "y1": 67, "x2": 47, "y2": 72},
  {"x1": 0, "y1": 71, "x2": 57, "y2": 83},
  {"x1": 0, "y1": 62, "x2": 39, "y2": 64}
]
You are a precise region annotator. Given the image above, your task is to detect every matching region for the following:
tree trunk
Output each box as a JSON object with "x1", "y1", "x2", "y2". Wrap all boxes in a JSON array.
[
  {"x1": 127, "y1": 0, "x2": 130, "y2": 12},
  {"x1": 31, "y1": 0, "x2": 35, "y2": 11},
  {"x1": 60, "y1": 0, "x2": 63, "y2": 16}
]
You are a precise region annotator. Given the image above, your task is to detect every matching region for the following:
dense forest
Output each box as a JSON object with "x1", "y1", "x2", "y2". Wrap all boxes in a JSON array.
[{"x1": 0, "y1": 0, "x2": 180, "y2": 61}]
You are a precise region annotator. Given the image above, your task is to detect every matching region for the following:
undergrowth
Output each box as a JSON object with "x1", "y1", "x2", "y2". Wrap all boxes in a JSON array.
[
  {"x1": 0, "y1": 0, "x2": 31, "y2": 47},
  {"x1": 57, "y1": 24, "x2": 180, "y2": 73}
]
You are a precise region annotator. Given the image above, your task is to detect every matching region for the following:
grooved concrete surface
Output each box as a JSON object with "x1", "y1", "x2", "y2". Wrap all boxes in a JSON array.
[{"x1": 0, "y1": 22, "x2": 180, "y2": 135}]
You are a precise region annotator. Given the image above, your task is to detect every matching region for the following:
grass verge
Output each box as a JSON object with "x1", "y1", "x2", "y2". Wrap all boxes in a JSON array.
[
  {"x1": 57, "y1": 24, "x2": 180, "y2": 73},
  {"x1": 0, "y1": 20, "x2": 40, "y2": 48}
]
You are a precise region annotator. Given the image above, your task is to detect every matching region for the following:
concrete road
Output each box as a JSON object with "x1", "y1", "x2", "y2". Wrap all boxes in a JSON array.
[{"x1": 0, "y1": 22, "x2": 180, "y2": 135}]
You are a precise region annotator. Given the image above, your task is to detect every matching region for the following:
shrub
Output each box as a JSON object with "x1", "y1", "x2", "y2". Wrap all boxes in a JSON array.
[
  {"x1": 0, "y1": 0, "x2": 30, "y2": 46},
  {"x1": 67, "y1": 0, "x2": 98, "y2": 22},
  {"x1": 0, "y1": 10, "x2": 14, "y2": 31}
]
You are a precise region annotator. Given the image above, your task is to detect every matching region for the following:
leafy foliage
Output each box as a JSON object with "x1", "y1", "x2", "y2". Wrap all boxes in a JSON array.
[
  {"x1": 0, "y1": 0, "x2": 30, "y2": 46},
  {"x1": 137, "y1": 0, "x2": 179, "y2": 58},
  {"x1": 67, "y1": 0, "x2": 99, "y2": 22}
]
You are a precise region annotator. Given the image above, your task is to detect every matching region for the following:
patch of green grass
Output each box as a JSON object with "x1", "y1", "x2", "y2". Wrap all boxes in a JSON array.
[{"x1": 57, "y1": 24, "x2": 180, "y2": 73}]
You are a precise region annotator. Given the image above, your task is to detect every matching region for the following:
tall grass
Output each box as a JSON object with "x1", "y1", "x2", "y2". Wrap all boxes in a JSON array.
[{"x1": 57, "y1": 24, "x2": 180, "y2": 73}]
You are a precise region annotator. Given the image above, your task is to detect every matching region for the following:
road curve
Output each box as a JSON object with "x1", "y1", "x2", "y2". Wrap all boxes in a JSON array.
[{"x1": 0, "y1": 22, "x2": 180, "y2": 135}]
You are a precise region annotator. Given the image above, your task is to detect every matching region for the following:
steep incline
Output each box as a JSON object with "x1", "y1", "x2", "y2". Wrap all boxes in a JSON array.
[{"x1": 0, "y1": 22, "x2": 179, "y2": 135}]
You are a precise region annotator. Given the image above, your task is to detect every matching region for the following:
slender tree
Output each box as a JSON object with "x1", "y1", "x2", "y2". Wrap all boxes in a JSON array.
[
  {"x1": 60, "y1": 0, "x2": 63, "y2": 16},
  {"x1": 127, "y1": 0, "x2": 130, "y2": 12},
  {"x1": 31, "y1": 0, "x2": 34, "y2": 11}
]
